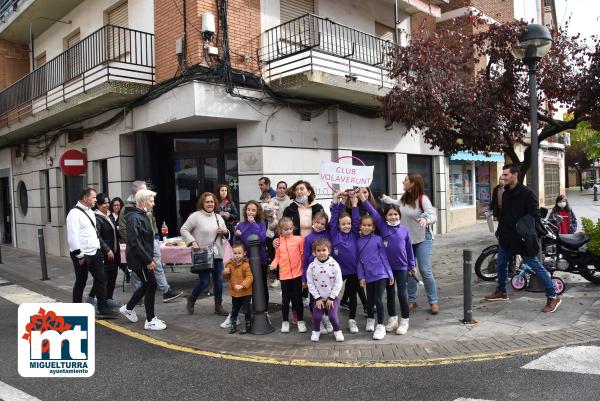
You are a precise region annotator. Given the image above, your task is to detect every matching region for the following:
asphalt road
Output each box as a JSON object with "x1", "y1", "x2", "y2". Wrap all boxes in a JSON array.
[{"x1": 1, "y1": 297, "x2": 600, "y2": 401}]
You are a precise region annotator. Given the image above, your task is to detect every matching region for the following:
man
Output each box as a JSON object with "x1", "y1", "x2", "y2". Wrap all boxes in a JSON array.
[
  {"x1": 258, "y1": 177, "x2": 276, "y2": 199},
  {"x1": 67, "y1": 188, "x2": 116, "y2": 318},
  {"x1": 120, "y1": 180, "x2": 183, "y2": 303},
  {"x1": 485, "y1": 164, "x2": 561, "y2": 313}
]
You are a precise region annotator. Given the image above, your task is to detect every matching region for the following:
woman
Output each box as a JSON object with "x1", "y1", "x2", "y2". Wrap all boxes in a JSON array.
[
  {"x1": 88, "y1": 193, "x2": 121, "y2": 308},
  {"x1": 282, "y1": 180, "x2": 324, "y2": 237},
  {"x1": 109, "y1": 196, "x2": 129, "y2": 283},
  {"x1": 274, "y1": 181, "x2": 292, "y2": 222},
  {"x1": 548, "y1": 195, "x2": 577, "y2": 234},
  {"x1": 215, "y1": 184, "x2": 239, "y2": 243},
  {"x1": 382, "y1": 172, "x2": 439, "y2": 315},
  {"x1": 346, "y1": 187, "x2": 379, "y2": 216},
  {"x1": 119, "y1": 189, "x2": 167, "y2": 330},
  {"x1": 181, "y1": 192, "x2": 230, "y2": 316}
]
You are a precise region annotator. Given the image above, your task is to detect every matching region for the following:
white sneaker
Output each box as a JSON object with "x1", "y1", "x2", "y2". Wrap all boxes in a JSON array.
[
  {"x1": 303, "y1": 297, "x2": 310, "y2": 308},
  {"x1": 269, "y1": 279, "x2": 280, "y2": 288},
  {"x1": 220, "y1": 314, "x2": 232, "y2": 329},
  {"x1": 281, "y1": 321, "x2": 290, "y2": 333},
  {"x1": 334, "y1": 330, "x2": 345, "y2": 342},
  {"x1": 322, "y1": 315, "x2": 334, "y2": 333},
  {"x1": 365, "y1": 318, "x2": 375, "y2": 332},
  {"x1": 119, "y1": 305, "x2": 138, "y2": 323},
  {"x1": 311, "y1": 331, "x2": 320, "y2": 342},
  {"x1": 396, "y1": 318, "x2": 409, "y2": 335},
  {"x1": 319, "y1": 320, "x2": 328, "y2": 334},
  {"x1": 385, "y1": 316, "x2": 399, "y2": 332},
  {"x1": 297, "y1": 320, "x2": 307, "y2": 333},
  {"x1": 144, "y1": 317, "x2": 167, "y2": 330},
  {"x1": 348, "y1": 319, "x2": 359, "y2": 333},
  {"x1": 373, "y1": 324, "x2": 386, "y2": 340}
]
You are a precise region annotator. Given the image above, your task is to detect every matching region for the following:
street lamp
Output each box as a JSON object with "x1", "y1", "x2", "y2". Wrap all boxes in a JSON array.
[{"x1": 512, "y1": 24, "x2": 552, "y2": 200}]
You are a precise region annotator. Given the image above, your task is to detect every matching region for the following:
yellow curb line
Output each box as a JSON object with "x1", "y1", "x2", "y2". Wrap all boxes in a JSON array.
[{"x1": 97, "y1": 319, "x2": 552, "y2": 368}]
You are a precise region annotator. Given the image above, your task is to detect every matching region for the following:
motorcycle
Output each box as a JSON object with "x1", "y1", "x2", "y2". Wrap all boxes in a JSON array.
[{"x1": 474, "y1": 208, "x2": 600, "y2": 285}]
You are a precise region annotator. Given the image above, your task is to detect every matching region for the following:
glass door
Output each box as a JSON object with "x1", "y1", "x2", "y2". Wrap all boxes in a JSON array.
[{"x1": 174, "y1": 158, "x2": 199, "y2": 229}]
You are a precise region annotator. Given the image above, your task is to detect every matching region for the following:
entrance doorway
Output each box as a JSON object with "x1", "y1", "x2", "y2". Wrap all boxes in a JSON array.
[{"x1": 0, "y1": 176, "x2": 11, "y2": 244}]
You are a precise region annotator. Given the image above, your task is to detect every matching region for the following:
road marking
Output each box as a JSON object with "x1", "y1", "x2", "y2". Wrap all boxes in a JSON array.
[
  {"x1": 453, "y1": 398, "x2": 495, "y2": 401},
  {"x1": 0, "y1": 277, "x2": 9, "y2": 284},
  {"x1": 0, "y1": 284, "x2": 56, "y2": 304},
  {"x1": 522, "y1": 346, "x2": 600, "y2": 375},
  {"x1": 0, "y1": 380, "x2": 42, "y2": 401}
]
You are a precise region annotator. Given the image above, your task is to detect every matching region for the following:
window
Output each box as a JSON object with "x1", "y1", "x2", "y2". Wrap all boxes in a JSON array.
[
  {"x1": 17, "y1": 181, "x2": 28, "y2": 216},
  {"x1": 407, "y1": 155, "x2": 434, "y2": 205},
  {"x1": 449, "y1": 161, "x2": 474, "y2": 208},
  {"x1": 352, "y1": 151, "x2": 388, "y2": 199},
  {"x1": 100, "y1": 160, "x2": 108, "y2": 195},
  {"x1": 280, "y1": 0, "x2": 314, "y2": 23},
  {"x1": 64, "y1": 31, "x2": 81, "y2": 80},
  {"x1": 64, "y1": 175, "x2": 85, "y2": 212},
  {"x1": 107, "y1": 1, "x2": 129, "y2": 60},
  {"x1": 375, "y1": 22, "x2": 394, "y2": 42},
  {"x1": 34, "y1": 53, "x2": 46, "y2": 69},
  {"x1": 544, "y1": 163, "x2": 560, "y2": 206}
]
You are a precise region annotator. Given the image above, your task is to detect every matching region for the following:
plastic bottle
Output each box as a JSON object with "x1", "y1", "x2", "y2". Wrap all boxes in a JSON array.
[{"x1": 161, "y1": 221, "x2": 169, "y2": 241}]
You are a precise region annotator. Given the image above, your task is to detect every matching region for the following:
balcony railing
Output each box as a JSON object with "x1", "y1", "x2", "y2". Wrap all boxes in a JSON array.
[
  {"x1": 0, "y1": 24, "x2": 154, "y2": 127},
  {"x1": 0, "y1": 0, "x2": 19, "y2": 23},
  {"x1": 261, "y1": 14, "x2": 397, "y2": 90}
]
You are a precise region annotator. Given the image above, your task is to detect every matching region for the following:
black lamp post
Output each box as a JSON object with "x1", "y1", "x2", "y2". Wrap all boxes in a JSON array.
[{"x1": 512, "y1": 24, "x2": 552, "y2": 199}]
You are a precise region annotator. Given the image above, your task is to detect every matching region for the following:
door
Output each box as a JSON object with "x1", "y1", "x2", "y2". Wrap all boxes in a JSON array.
[
  {"x1": 352, "y1": 151, "x2": 389, "y2": 199},
  {"x1": 407, "y1": 155, "x2": 435, "y2": 205},
  {"x1": 1, "y1": 177, "x2": 11, "y2": 244}
]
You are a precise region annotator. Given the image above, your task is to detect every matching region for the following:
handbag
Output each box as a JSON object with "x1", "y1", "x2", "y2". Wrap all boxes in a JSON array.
[{"x1": 190, "y1": 214, "x2": 221, "y2": 274}]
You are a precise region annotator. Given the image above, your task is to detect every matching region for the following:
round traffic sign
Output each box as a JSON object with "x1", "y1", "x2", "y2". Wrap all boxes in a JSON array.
[{"x1": 59, "y1": 149, "x2": 87, "y2": 176}]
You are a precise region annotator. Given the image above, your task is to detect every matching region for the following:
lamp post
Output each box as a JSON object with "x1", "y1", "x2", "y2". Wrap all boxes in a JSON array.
[{"x1": 512, "y1": 24, "x2": 552, "y2": 200}]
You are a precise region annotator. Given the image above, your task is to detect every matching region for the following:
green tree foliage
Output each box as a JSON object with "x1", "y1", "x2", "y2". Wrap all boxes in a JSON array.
[{"x1": 582, "y1": 218, "x2": 600, "y2": 257}]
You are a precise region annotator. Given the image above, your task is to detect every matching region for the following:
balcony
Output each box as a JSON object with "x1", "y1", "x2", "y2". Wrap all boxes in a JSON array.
[
  {"x1": 0, "y1": 0, "x2": 86, "y2": 43},
  {"x1": 261, "y1": 14, "x2": 398, "y2": 108},
  {"x1": 0, "y1": 24, "x2": 154, "y2": 145}
]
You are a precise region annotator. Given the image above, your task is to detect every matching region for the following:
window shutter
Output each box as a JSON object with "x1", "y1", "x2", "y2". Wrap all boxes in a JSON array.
[
  {"x1": 280, "y1": 0, "x2": 314, "y2": 23},
  {"x1": 108, "y1": 2, "x2": 128, "y2": 27},
  {"x1": 375, "y1": 22, "x2": 394, "y2": 42}
]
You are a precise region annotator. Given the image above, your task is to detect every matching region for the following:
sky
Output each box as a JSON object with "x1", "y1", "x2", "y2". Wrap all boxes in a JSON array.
[{"x1": 554, "y1": 0, "x2": 600, "y2": 44}]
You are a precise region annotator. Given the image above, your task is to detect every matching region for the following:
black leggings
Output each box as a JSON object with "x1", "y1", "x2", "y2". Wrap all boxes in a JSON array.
[
  {"x1": 89, "y1": 267, "x2": 118, "y2": 300},
  {"x1": 386, "y1": 270, "x2": 409, "y2": 319},
  {"x1": 231, "y1": 296, "x2": 252, "y2": 322},
  {"x1": 72, "y1": 252, "x2": 107, "y2": 308},
  {"x1": 366, "y1": 279, "x2": 387, "y2": 324},
  {"x1": 280, "y1": 277, "x2": 303, "y2": 322},
  {"x1": 341, "y1": 280, "x2": 367, "y2": 309},
  {"x1": 342, "y1": 274, "x2": 360, "y2": 319},
  {"x1": 126, "y1": 266, "x2": 157, "y2": 321}
]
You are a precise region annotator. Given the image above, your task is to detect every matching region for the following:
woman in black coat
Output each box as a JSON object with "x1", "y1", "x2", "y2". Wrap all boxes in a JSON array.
[{"x1": 88, "y1": 193, "x2": 121, "y2": 307}]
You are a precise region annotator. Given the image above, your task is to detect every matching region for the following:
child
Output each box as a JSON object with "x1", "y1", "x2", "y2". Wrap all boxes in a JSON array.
[
  {"x1": 221, "y1": 243, "x2": 253, "y2": 334},
  {"x1": 329, "y1": 190, "x2": 361, "y2": 333},
  {"x1": 306, "y1": 238, "x2": 344, "y2": 342},
  {"x1": 260, "y1": 192, "x2": 280, "y2": 288},
  {"x1": 360, "y1": 194, "x2": 415, "y2": 335},
  {"x1": 302, "y1": 211, "x2": 332, "y2": 333},
  {"x1": 269, "y1": 217, "x2": 307, "y2": 333},
  {"x1": 357, "y1": 214, "x2": 395, "y2": 340}
]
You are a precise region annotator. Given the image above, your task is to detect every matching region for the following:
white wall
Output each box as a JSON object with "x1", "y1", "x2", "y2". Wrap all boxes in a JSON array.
[
  {"x1": 316, "y1": 0, "x2": 397, "y2": 35},
  {"x1": 33, "y1": 0, "x2": 154, "y2": 63},
  {"x1": 514, "y1": 0, "x2": 541, "y2": 23}
]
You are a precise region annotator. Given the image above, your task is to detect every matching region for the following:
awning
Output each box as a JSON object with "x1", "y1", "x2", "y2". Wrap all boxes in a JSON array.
[{"x1": 450, "y1": 151, "x2": 504, "y2": 163}]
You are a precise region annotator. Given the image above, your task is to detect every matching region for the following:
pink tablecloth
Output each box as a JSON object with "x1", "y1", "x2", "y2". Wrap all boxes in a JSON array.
[{"x1": 120, "y1": 242, "x2": 232, "y2": 265}]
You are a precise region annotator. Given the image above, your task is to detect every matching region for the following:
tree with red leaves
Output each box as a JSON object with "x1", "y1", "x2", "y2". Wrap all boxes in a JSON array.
[{"x1": 381, "y1": 13, "x2": 600, "y2": 182}]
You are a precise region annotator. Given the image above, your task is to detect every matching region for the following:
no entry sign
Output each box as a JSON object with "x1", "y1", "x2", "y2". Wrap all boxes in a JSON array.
[{"x1": 59, "y1": 149, "x2": 87, "y2": 176}]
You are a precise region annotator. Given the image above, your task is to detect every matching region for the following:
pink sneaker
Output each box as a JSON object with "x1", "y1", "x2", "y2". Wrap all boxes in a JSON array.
[{"x1": 291, "y1": 310, "x2": 298, "y2": 325}]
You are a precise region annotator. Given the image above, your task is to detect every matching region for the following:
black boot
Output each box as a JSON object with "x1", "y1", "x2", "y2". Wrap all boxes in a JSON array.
[
  {"x1": 228, "y1": 321, "x2": 237, "y2": 334},
  {"x1": 239, "y1": 319, "x2": 252, "y2": 334},
  {"x1": 214, "y1": 299, "x2": 229, "y2": 316},
  {"x1": 186, "y1": 295, "x2": 197, "y2": 315}
]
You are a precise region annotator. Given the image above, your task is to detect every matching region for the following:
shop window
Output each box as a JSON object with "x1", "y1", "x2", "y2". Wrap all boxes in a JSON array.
[
  {"x1": 407, "y1": 155, "x2": 434, "y2": 206},
  {"x1": 544, "y1": 163, "x2": 560, "y2": 206},
  {"x1": 17, "y1": 181, "x2": 28, "y2": 216},
  {"x1": 353, "y1": 151, "x2": 388, "y2": 199},
  {"x1": 449, "y1": 161, "x2": 474, "y2": 208}
]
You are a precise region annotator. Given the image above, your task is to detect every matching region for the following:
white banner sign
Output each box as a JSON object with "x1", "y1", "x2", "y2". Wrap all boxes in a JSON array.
[{"x1": 319, "y1": 160, "x2": 374, "y2": 189}]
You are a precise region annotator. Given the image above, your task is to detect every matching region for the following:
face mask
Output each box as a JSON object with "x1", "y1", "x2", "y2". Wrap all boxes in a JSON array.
[
  {"x1": 387, "y1": 221, "x2": 401, "y2": 227},
  {"x1": 295, "y1": 195, "x2": 308, "y2": 205},
  {"x1": 558, "y1": 202, "x2": 567, "y2": 208}
]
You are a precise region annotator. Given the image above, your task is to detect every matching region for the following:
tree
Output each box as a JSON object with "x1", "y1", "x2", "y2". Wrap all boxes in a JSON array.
[{"x1": 381, "y1": 13, "x2": 600, "y2": 182}]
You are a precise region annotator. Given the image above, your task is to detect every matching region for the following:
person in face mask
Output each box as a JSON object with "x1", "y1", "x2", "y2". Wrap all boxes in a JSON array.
[
  {"x1": 282, "y1": 180, "x2": 324, "y2": 238},
  {"x1": 548, "y1": 195, "x2": 577, "y2": 234}
]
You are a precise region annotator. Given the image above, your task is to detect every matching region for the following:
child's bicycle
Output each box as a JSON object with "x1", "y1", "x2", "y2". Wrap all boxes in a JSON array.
[{"x1": 510, "y1": 263, "x2": 565, "y2": 295}]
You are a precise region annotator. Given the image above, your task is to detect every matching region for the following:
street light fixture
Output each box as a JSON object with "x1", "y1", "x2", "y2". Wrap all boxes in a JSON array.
[{"x1": 511, "y1": 23, "x2": 552, "y2": 200}]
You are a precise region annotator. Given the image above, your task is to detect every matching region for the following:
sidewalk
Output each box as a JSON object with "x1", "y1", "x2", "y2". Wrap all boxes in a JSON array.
[{"x1": 1, "y1": 191, "x2": 600, "y2": 364}]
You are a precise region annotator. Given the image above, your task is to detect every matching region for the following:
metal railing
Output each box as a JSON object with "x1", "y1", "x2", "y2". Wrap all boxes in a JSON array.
[
  {"x1": 0, "y1": 0, "x2": 19, "y2": 23},
  {"x1": 261, "y1": 14, "x2": 398, "y2": 88},
  {"x1": 0, "y1": 24, "x2": 154, "y2": 127}
]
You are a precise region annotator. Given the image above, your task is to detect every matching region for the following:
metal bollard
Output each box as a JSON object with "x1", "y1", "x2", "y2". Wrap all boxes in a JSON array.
[
  {"x1": 38, "y1": 228, "x2": 49, "y2": 281},
  {"x1": 595, "y1": 186, "x2": 598, "y2": 202},
  {"x1": 461, "y1": 249, "x2": 477, "y2": 324},
  {"x1": 247, "y1": 234, "x2": 274, "y2": 334}
]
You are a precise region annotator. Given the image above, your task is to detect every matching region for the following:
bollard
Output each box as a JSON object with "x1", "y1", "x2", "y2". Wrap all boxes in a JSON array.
[
  {"x1": 38, "y1": 228, "x2": 49, "y2": 281},
  {"x1": 0, "y1": 243, "x2": 3, "y2": 264},
  {"x1": 461, "y1": 249, "x2": 477, "y2": 324},
  {"x1": 595, "y1": 186, "x2": 598, "y2": 202},
  {"x1": 247, "y1": 234, "x2": 274, "y2": 334}
]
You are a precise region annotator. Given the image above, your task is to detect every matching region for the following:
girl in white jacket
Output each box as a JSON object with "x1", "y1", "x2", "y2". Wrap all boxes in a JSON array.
[{"x1": 306, "y1": 238, "x2": 344, "y2": 342}]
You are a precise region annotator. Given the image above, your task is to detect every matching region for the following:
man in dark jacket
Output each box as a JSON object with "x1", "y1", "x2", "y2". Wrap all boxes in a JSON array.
[{"x1": 485, "y1": 164, "x2": 561, "y2": 313}]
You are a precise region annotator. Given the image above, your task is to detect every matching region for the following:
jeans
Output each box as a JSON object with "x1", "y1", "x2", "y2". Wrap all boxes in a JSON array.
[
  {"x1": 131, "y1": 240, "x2": 170, "y2": 294},
  {"x1": 386, "y1": 270, "x2": 409, "y2": 319},
  {"x1": 191, "y1": 258, "x2": 224, "y2": 300},
  {"x1": 496, "y1": 245, "x2": 556, "y2": 297},
  {"x1": 408, "y1": 232, "x2": 438, "y2": 304},
  {"x1": 126, "y1": 266, "x2": 157, "y2": 321}
]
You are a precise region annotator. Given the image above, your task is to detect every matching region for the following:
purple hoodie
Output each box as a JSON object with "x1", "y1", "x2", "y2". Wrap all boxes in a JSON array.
[
  {"x1": 302, "y1": 229, "x2": 329, "y2": 282},
  {"x1": 234, "y1": 220, "x2": 268, "y2": 265},
  {"x1": 328, "y1": 203, "x2": 360, "y2": 276},
  {"x1": 356, "y1": 233, "x2": 394, "y2": 283},
  {"x1": 362, "y1": 201, "x2": 415, "y2": 271}
]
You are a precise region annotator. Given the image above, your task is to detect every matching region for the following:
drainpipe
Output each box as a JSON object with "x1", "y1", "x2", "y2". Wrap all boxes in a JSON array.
[{"x1": 393, "y1": 0, "x2": 398, "y2": 44}]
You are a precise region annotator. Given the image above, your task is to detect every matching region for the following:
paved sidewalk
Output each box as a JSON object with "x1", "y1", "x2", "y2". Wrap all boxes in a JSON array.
[{"x1": 1, "y1": 190, "x2": 600, "y2": 365}]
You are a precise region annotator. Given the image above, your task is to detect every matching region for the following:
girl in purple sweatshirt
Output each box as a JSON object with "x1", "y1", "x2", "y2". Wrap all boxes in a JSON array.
[
  {"x1": 357, "y1": 214, "x2": 394, "y2": 341},
  {"x1": 361, "y1": 198, "x2": 415, "y2": 336},
  {"x1": 329, "y1": 191, "x2": 361, "y2": 333},
  {"x1": 234, "y1": 200, "x2": 269, "y2": 306}
]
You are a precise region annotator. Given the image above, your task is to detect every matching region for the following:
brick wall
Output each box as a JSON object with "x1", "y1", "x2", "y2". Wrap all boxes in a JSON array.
[
  {"x1": 411, "y1": 12, "x2": 437, "y2": 38},
  {"x1": 154, "y1": 0, "x2": 260, "y2": 83},
  {"x1": 0, "y1": 40, "x2": 29, "y2": 91},
  {"x1": 440, "y1": 0, "x2": 514, "y2": 23}
]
